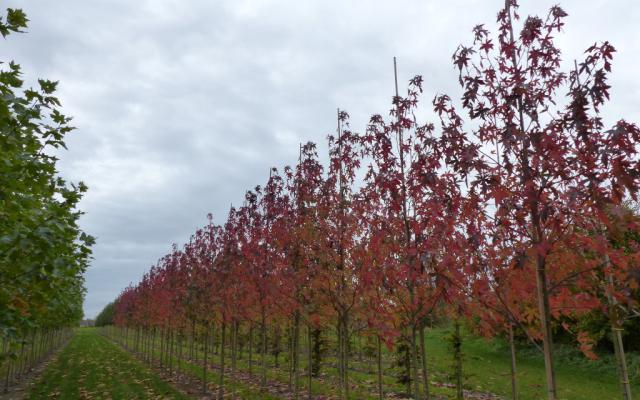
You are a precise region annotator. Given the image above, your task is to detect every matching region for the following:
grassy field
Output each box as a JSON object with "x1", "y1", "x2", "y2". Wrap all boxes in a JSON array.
[
  {"x1": 221, "y1": 327, "x2": 640, "y2": 399},
  {"x1": 101, "y1": 326, "x2": 283, "y2": 399},
  {"x1": 26, "y1": 326, "x2": 639, "y2": 399},
  {"x1": 111, "y1": 324, "x2": 640, "y2": 400},
  {"x1": 27, "y1": 328, "x2": 190, "y2": 400},
  {"x1": 422, "y1": 328, "x2": 640, "y2": 399}
]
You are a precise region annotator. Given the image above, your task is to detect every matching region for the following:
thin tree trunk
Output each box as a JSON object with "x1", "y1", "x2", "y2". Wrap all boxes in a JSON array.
[
  {"x1": 534, "y1": 255, "x2": 556, "y2": 400},
  {"x1": 343, "y1": 312, "x2": 350, "y2": 400},
  {"x1": 177, "y1": 330, "x2": 182, "y2": 378},
  {"x1": 190, "y1": 320, "x2": 195, "y2": 360},
  {"x1": 160, "y1": 327, "x2": 165, "y2": 368},
  {"x1": 411, "y1": 323, "x2": 421, "y2": 399},
  {"x1": 231, "y1": 321, "x2": 237, "y2": 400},
  {"x1": 203, "y1": 323, "x2": 209, "y2": 394},
  {"x1": 169, "y1": 329, "x2": 174, "y2": 375},
  {"x1": 419, "y1": 324, "x2": 430, "y2": 400},
  {"x1": 29, "y1": 331, "x2": 36, "y2": 370},
  {"x1": 219, "y1": 321, "x2": 226, "y2": 400},
  {"x1": 453, "y1": 319, "x2": 463, "y2": 400},
  {"x1": 18, "y1": 341, "x2": 25, "y2": 378},
  {"x1": 249, "y1": 323, "x2": 253, "y2": 377},
  {"x1": 607, "y1": 265, "x2": 632, "y2": 400},
  {"x1": 308, "y1": 324, "x2": 313, "y2": 400},
  {"x1": 289, "y1": 321, "x2": 294, "y2": 391},
  {"x1": 611, "y1": 322, "x2": 632, "y2": 400},
  {"x1": 294, "y1": 312, "x2": 300, "y2": 400},
  {"x1": 4, "y1": 354, "x2": 12, "y2": 393},
  {"x1": 152, "y1": 328, "x2": 157, "y2": 365},
  {"x1": 149, "y1": 326, "x2": 156, "y2": 364},
  {"x1": 337, "y1": 320, "x2": 343, "y2": 399},
  {"x1": 509, "y1": 323, "x2": 518, "y2": 400},
  {"x1": 377, "y1": 335, "x2": 383, "y2": 400},
  {"x1": 261, "y1": 311, "x2": 267, "y2": 391},
  {"x1": 211, "y1": 323, "x2": 216, "y2": 357}
]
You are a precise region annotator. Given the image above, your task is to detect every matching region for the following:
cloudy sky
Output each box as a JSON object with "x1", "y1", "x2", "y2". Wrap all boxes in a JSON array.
[{"x1": 4, "y1": 0, "x2": 638, "y2": 318}]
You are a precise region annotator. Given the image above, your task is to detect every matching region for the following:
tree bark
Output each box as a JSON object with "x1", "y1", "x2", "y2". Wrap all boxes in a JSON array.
[
  {"x1": 158, "y1": 328, "x2": 166, "y2": 368},
  {"x1": 294, "y1": 311, "x2": 301, "y2": 400},
  {"x1": 308, "y1": 324, "x2": 313, "y2": 400},
  {"x1": 509, "y1": 322, "x2": 518, "y2": 400},
  {"x1": 411, "y1": 323, "x2": 421, "y2": 399},
  {"x1": 248, "y1": 323, "x2": 253, "y2": 377},
  {"x1": 419, "y1": 324, "x2": 430, "y2": 399},
  {"x1": 607, "y1": 267, "x2": 632, "y2": 400},
  {"x1": 219, "y1": 321, "x2": 226, "y2": 399},
  {"x1": 453, "y1": 319, "x2": 463, "y2": 400},
  {"x1": 534, "y1": 254, "x2": 556, "y2": 400},
  {"x1": 190, "y1": 320, "x2": 195, "y2": 360},
  {"x1": 261, "y1": 311, "x2": 267, "y2": 391},
  {"x1": 611, "y1": 323, "x2": 632, "y2": 400},
  {"x1": 169, "y1": 329, "x2": 174, "y2": 376},
  {"x1": 231, "y1": 321, "x2": 237, "y2": 400},
  {"x1": 377, "y1": 335, "x2": 383, "y2": 400},
  {"x1": 203, "y1": 324, "x2": 209, "y2": 394}
]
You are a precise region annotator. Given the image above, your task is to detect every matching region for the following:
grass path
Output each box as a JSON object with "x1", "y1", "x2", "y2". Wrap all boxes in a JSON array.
[{"x1": 27, "y1": 328, "x2": 190, "y2": 400}]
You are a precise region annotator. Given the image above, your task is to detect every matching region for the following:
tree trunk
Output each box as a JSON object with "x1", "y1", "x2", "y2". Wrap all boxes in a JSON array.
[
  {"x1": 231, "y1": 321, "x2": 237, "y2": 400},
  {"x1": 18, "y1": 341, "x2": 25, "y2": 378},
  {"x1": 605, "y1": 258, "x2": 633, "y2": 400},
  {"x1": 249, "y1": 323, "x2": 253, "y2": 377},
  {"x1": 411, "y1": 323, "x2": 421, "y2": 399},
  {"x1": 275, "y1": 326, "x2": 281, "y2": 368},
  {"x1": 219, "y1": 321, "x2": 226, "y2": 399},
  {"x1": 453, "y1": 319, "x2": 463, "y2": 400},
  {"x1": 29, "y1": 331, "x2": 36, "y2": 370},
  {"x1": 190, "y1": 320, "x2": 195, "y2": 360},
  {"x1": 289, "y1": 321, "x2": 294, "y2": 391},
  {"x1": 611, "y1": 323, "x2": 632, "y2": 400},
  {"x1": 169, "y1": 329, "x2": 174, "y2": 376},
  {"x1": 419, "y1": 324, "x2": 430, "y2": 400},
  {"x1": 4, "y1": 351, "x2": 11, "y2": 393},
  {"x1": 261, "y1": 311, "x2": 267, "y2": 391},
  {"x1": 343, "y1": 312, "x2": 350, "y2": 400},
  {"x1": 211, "y1": 324, "x2": 216, "y2": 356},
  {"x1": 149, "y1": 328, "x2": 154, "y2": 364},
  {"x1": 337, "y1": 320, "x2": 344, "y2": 399},
  {"x1": 203, "y1": 324, "x2": 209, "y2": 394},
  {"x1": 308, "y1": 324, "x2": 313, "y2": 400},
  {"x1": 294, "y1": 312, "x2": 300, "y2": 400},
  {"x1": 152, "y1": 328, "x2": 157, "y2": 365},
  {"x1": 159, "y1": 327, "x2": 165, "y2": 368},
  {"x1": 535, "y1": 254, "x2": 556, "y2": 400},
  {"x1": 377, "y1": 335, "x2": 383, "y2": 400},
  {"x1": 508, "y1": 323, "x2": 518, "y2": 400}
]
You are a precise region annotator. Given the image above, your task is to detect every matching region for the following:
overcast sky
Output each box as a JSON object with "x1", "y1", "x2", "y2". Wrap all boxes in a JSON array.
[{"x1": 4, "y1": 0, "x2": 638, "y2": 318}]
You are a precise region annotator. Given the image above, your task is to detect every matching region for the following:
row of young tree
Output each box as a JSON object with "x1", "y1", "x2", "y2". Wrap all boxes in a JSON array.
[
  {"x1": 0, "y1": 7, "x2": 93, "y2": 392},
  {"x1": 106, "y1": 2, "x2": 639, "y2": 399}
]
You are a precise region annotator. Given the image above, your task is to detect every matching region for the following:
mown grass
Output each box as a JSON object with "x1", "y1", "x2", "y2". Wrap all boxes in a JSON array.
[
  {"x1": 103, "y1": 324, "x2": 640, "y2": 399},
  {"x1": 28, "y1": 328, "x2": 190, "y2": 400},
  {"x1": 109, "y1": 328, "x2": 281, "y2": 400},
  {"x1": 422, "y1": 327, "x2": 640, "y2": 399},
  {"x1": 158, "y1": 325, "x2": 639, "y2": 400}
]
